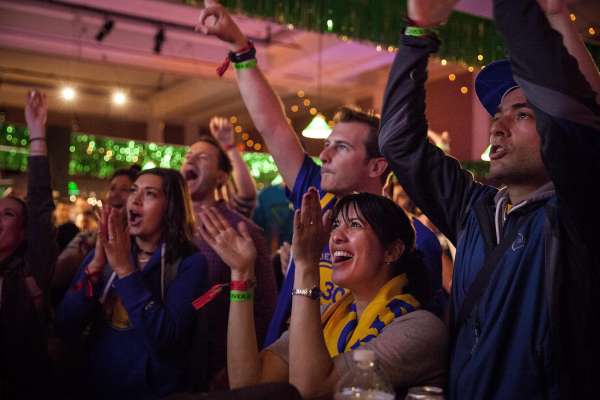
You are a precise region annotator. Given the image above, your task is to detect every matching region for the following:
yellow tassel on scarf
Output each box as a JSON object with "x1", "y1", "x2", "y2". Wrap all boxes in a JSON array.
[{"x1": 322, "y1": 274, "x2": 419, "y2": 357}]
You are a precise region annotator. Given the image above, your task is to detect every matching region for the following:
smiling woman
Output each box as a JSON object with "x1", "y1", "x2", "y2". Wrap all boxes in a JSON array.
[
  {"x1": 198, "y1": 190, "x2": 448, "y2": 398},
  {"x1": 56, "y1": 168, "x2": 208, "y2": 399}
]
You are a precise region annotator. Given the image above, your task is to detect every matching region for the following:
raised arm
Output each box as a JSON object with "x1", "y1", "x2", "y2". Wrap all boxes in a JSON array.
[
  {"x1": 24, "y1": 91, "x2": 57, "y2": 294},
  {"x1": 208, "y1": 116, "x2": 257, "y2": 204},
  {"x1": 196, "y1": 0, "x2": 305, "y2": 188},
  {"x1": 537, "y1": 0, "x2": 600, "y2": 103},
  {"x1": 378, "y1": 0, "x2": 487, "y2": 244},
  {"x1": 494, "y1": 0, "x2": 600, "y2": 243}
]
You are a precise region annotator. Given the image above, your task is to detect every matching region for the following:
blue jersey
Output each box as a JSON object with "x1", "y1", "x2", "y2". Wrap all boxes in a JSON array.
[{"x1": 264, "y1": 156, "x2": 441, "y2": 346}]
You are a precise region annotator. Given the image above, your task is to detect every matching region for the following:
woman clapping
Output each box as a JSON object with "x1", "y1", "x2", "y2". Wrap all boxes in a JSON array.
[
  {"x1": 57, "y1": 168, "x2": 207, "y2": 399},
  {"x1": 199, "y1": 189, "x2": 447, "y2": 398}
]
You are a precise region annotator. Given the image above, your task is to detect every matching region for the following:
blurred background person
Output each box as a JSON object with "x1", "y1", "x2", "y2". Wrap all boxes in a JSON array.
[{"x1": 0, "y1": 91, "x2": 57, "y2": 399}]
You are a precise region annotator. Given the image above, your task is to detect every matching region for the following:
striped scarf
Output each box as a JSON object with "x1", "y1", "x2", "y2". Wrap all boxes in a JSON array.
[{"x1": 322, "y1": 274, "x2": 419, "y2": 357}]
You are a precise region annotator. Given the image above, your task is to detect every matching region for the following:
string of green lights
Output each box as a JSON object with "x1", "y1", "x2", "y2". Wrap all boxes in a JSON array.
[
  {"x1": 0, "y1": 121, "x2": 490, "y2": 187},
  {"x1": 0, "y1": 122, "x2": 285, "y2": 187}
]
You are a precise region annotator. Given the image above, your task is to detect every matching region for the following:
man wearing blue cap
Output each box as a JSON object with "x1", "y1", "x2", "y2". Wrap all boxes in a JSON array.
[{"x1": 379, "y1": 0, "x2": 600, "y2": 398}]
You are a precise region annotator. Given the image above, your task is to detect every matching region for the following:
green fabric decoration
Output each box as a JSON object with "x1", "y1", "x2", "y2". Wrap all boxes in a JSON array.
[{"x1": 182, "y1": 0, "x2": 599, "y2": 67}]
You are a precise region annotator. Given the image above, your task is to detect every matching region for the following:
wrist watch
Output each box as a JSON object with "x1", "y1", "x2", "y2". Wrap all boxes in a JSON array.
[{"x1": 292, "y1": 286, "x2": 321, "y2": 300}]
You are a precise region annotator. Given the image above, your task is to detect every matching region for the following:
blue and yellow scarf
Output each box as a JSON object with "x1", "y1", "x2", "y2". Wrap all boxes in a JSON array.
[{"x1": 322, "y1": 274, "x2": 419, "y2": 357}]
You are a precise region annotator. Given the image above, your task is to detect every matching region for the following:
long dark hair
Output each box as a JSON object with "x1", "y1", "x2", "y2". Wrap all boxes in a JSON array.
[
  {"x1": 136, "y1": 168, "x2": 196, "y2": 262},
  {"x1": 332, "y1": 192, "x2": 432, "y2": 306}
]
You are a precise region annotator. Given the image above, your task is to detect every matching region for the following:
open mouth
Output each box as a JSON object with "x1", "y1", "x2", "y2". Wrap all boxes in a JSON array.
[
  {"x1": 332, "y1": 250, "x2": 353, "y2": 264},
  {"x1": 110, "y1": 201, "x2": 124, "y2": 209},
  {"x1": 184, "y1": 168, "x2": 198, "y2": 181},
  {"x1": 489, "y1": 144, "x2": 507, "y2": 160},
  {"x1": 129, "y1": 210, "x2": 142, "y2": 226}
]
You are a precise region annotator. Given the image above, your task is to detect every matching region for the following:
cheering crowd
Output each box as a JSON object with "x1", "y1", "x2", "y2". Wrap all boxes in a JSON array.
[{"x1": 1, "y1": 0, "x2": 599, "y2": 399}]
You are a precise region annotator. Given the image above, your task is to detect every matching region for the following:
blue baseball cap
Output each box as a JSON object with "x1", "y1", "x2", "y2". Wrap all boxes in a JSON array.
[{"x1": 475, "y1": 59, "x2": 519, "y2": 116}]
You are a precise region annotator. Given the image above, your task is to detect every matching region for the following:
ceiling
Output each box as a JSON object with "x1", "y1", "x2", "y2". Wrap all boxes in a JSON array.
[
  {"x1": 0, "y1": 0, "x2": 598, "y2": 142},
  {"x1": 0, "y1": 0, "x2": 458, "y2": 133}
]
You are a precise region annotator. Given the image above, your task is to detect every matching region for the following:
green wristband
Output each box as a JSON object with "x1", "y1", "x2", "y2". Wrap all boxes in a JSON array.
[
  {"x1": 404, "y1": 26, "x2": 438, "y2": 37},
  {"x1": 230, "y1": 290, "x2": 253, "y2": 302},
  {"x1": 234, "y1": 59, "x2": 257, "y2": 70}
]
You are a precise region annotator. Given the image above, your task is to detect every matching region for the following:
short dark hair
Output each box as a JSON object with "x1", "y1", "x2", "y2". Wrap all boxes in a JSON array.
[
  {"x1": 332, "y1": 192, "x2": 432, "y2": 306},
  {"x1": 110, "y1": 164, "x2": 141, "y2": 183},
  {"x1": 194, "y1": 135, "x2": 233, "y2": 175},
  {"x1": 334, "y1": 106, "x2": 381, "y2": 159},
  {"x1": 334, "y1": 106, "x2": 391, "y2": 182},
  {"x1": 136, "y1": 168, "x2": 196, "y2": 263}
]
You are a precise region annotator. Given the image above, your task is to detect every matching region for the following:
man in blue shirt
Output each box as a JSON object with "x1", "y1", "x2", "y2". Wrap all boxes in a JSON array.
[{"x1": 196, "y1": 0, "x2": 442, "y2": 346}]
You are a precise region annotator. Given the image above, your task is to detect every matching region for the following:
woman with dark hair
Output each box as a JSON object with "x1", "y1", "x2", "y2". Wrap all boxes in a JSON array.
[
  {"x1": 198, "y1": 189, "x2": 447, "y2": 398},
  {"x1": 57, "y1": 168, "x2": 207, "y2": 399}
]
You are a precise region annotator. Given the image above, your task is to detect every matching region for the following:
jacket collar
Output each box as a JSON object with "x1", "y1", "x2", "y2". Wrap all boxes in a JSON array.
[{"x1": 492, "y1": 182, "x2": 555, "y2": 244}]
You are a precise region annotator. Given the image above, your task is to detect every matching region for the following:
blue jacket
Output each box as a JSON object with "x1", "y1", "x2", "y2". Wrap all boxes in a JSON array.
[
  {"x1": 56, "y1": 245, "x2": 207, "y2": 399},
  {"x1": 378, "y1": 1, "x2": 600, "y2": 398}
]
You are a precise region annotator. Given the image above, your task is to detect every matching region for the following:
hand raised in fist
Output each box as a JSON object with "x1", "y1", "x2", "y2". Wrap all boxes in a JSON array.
[{"x1": 195, "y1": 0, "x2": 247, "y2": 51}]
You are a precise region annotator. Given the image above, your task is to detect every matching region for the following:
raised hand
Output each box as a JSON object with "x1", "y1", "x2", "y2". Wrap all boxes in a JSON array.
[
  {"x1": 197, "y1": 207, "x2": 257, "y2": 280},
  {"x1": 196, "y1": 0, "x2": 247, "y2": 51},
  {"x1": 291, "y1": 188, "x2": 332, "y2": 274},
  {"x1": 209, "y1": 116, "x2": 234, "y2": 147},
  {"x1": 87, "y1": 206, "x2": 111, "y2": 275},
  {"x1": 407, "y1": 0, "x2": 459, "y2": 28},
  {"x1": 99, "y1": 207, "x2": 133, "y2": 278},
  {"x1": 25, "y1": 90, "x2": 47, "y2": 140}
]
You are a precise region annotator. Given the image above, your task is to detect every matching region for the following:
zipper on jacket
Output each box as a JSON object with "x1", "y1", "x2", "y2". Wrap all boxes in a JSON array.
[{"x1": 470, "y1": 318, "x2": 481, "y2": 356}]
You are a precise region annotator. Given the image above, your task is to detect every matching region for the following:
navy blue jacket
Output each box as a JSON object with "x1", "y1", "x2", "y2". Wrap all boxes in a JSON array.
[
  {"x1": 56, "y1": 246, "x2": 207, "y2": 399},
  {"x1": 379, "y1": 1, "x2": 600, "y2": 398}
]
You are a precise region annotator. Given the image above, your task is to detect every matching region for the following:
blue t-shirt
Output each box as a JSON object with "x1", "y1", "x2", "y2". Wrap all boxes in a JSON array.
[{"x1": 264, "y1": 156, "x2": 442, "y2": 346}]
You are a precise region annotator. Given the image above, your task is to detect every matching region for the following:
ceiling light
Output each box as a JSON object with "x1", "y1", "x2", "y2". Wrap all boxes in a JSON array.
[
  {"x1": 302, "y1": 114, "x2": 332, "y2": 139},
  {"x1": 154, "y1": 27, "x2": 165, "y2": 54},
  {"x1": 112, "y1": 90, "x2": 127, "y2": 105},
  {"x1": 95, "y1": 19, "x2": 114, "y2": 42},
  {"x1": 61, "y1": 86, "x2": 76, "y2": 101}
]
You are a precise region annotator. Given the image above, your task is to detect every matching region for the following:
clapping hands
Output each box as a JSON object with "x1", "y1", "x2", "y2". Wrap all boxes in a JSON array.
[
  {"x1": 98, "y1": 206, "x2": 134, "y2": 278},
  {"x1": 197, "y1": 207, "x2": 257, "y2": 281}
]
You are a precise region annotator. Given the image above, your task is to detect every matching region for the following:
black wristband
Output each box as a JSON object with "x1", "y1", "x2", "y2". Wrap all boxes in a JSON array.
[{"x1": 228, "y1": 41, "x2": 256, "y2": 63}]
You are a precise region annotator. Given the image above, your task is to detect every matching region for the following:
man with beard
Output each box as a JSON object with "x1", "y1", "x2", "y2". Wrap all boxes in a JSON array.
[
  {"x1": 379, "y1": 0, "x2": 600, "y2": 398},
  {"x1": 181, "y1": 134, "x2": 276, "y2": 389}
]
